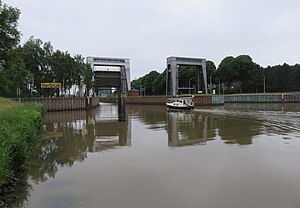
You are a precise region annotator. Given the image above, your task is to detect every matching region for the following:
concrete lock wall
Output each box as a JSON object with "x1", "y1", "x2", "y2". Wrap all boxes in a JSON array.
[
  {"x1": 212, "y1": 95, "x2": 225, "y2": 105},
  {"x1": 284, "y1": 93, "x2": 300, "y2": 102},
  {"x1": 99, "y1": 95, "x2": 225, "y2": 106},
  {"x1": 224, "y1": 93, "x2": 300, "y2": 103},
  {"x1": 98, "y1": 93, "x2": 300, "y2": 106},
  {"x1": 17, "y1": 97, "x2": 99, "y2": 111},
  {"x1": 126, "y1": 96, "x2": 171, "y2": 105},
  {"x1": 99, "y1": 97, "x2": 117, "y2": 103},
  {"x1": 193, "y1": 96, "x2": 212, "y2": 105},
  {"x1": 99, "y1": 96, "x2": 171, "y2": 105}
]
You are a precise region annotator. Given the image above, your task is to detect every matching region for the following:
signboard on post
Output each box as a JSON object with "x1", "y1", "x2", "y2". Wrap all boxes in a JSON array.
[{"x1": 41, "y1": 83, "x2": 61, "y2": 89}]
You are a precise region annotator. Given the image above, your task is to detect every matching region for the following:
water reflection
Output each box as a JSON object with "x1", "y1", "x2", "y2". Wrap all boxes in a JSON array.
[
  {"x1": 217, "y1": 117, "x2": 262, "y2": 145},
  {"x1": 225, "y1": 102, "x2": 300, "y2": 112},
  {"x1": 167, "y1": 110, "x2": 264, "y2": 146},
  {"x1": 4, "y1": 103, "x2": 300, "y2": 207},
  {"x1": 31, "y1": 103, "x2": 300, "y2": 179},
  {"x1": 167, "y1": 111, "x2": 215, "y2": 147},
  {"x1": 128, "y1": 105, "x2": 167, "y2": 130},
  {"x1": 1, "y1": 104, "x2": 132, "y2": 207},
  {"x1": 128, "y1": 105, "x2": 264, "y2": 147},
  {"x1": 32, "y1": 104, "x2": 131, "y2": 182}
]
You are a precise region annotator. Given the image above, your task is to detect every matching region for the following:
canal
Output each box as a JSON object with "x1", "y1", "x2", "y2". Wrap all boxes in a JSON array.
[{"x1": 7, "y1": 103, "x2": 300, "y2": 208}]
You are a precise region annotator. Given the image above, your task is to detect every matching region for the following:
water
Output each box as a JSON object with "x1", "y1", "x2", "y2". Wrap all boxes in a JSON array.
[{"x1": 8, "y1": 103, "x2": 300, "y2": 208}]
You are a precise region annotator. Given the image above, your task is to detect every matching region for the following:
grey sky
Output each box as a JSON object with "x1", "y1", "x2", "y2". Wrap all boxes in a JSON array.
[{"x1": 5, "y1": 0, "x2": 300, "y2": 80}]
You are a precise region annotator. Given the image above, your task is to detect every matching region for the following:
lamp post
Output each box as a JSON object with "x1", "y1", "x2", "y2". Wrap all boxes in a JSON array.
[
  {"x1": 209, "y1": 72, "x2": 213, "y2": 94},
  {"x1": 262, "y1": 74, "x2": 266, "y2": 94},
  {"x1": 209, "y1": 71, "x2": 218, "y2": 94},
  {"x1": 189, "y1": 78, "x2": 194, "y2": 95},
  {"x1": 221, "y1": 83, "x2": 224, "y2": 94},
  {"x1": 216, "y1": 78, "x2": 220, "y2": 94}
]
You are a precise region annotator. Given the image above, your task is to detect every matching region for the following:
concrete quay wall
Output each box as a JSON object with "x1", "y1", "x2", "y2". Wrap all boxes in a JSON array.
[
  {"x1": 225, "y1": 93, "x2": 300, "y2": 103},
  {"x1": 99, "y1": 93, "x2": 300, "y2": 106},
  {"x1": 99, "y1": 96, "x2": 223, "y2": 106},
  {"x1": 17, "y1": 97, "x2": 99, "y2": 111}
]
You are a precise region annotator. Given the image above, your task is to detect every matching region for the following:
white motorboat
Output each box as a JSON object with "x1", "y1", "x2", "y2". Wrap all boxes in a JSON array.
[{"x1": 166, "y1": 97, "x2": 195, "y2": 110}]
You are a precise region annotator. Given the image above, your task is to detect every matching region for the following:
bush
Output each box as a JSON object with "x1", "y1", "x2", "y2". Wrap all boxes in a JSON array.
[{"x1": 0, "y1": 104, "x2": 43, "y2": 188}]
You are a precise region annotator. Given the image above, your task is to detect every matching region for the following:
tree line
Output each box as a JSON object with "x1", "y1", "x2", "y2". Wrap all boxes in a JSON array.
[
  {"x1": 0, "y1": 1, "x2": 93, "y2": 98},
  {"x1": 132, "y1": 55, "x2": 300, "y2": 95}
]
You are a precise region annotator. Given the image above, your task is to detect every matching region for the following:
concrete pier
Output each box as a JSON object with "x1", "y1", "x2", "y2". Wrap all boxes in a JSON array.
[{"x1": 118, "y1": 91, "x2": 126, "y2": 121}]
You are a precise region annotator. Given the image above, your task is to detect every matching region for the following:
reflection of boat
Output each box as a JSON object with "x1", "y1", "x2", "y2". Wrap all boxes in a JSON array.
[{"x1": 166, "y1": 97, "x2": 194, "y2": 110}]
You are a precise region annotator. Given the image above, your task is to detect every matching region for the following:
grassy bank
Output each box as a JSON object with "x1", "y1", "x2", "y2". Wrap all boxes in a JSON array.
[
  {"x1": 0, "y1": 98, "x2": 43, "y2": 191},
  {"x1": 0, "y1": 97, "x2": 19, "y2": 112}
]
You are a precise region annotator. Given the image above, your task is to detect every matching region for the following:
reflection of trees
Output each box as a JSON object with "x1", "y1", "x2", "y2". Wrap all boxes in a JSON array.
[
  {"x1": 216, "y1": 117, "x2": 262, "y2": 145},
  {"x1": 128, "y1": 104, "x2": 263, "y2": 147},
  {"x1": 6, "y1": 104, "x2": 266, "y2": 207},
  {"x1": 1, "y1": 106, "x2": 129, "y2": 206},
  {"x1": 128, "y1": 105, "x2": 167, "y2": 130},
  {"x1": 128, "y1": 105, "x2": 218, "y2": 147},
  {"x1": 0, "y1": 173, "x2": 33, "y2": 208},
  {"x1": 29, "y1": 122, "x2": 94, "y2": 184},
  {"x1": 28, "y1": 108, "x2": 130, "y2": 184}
]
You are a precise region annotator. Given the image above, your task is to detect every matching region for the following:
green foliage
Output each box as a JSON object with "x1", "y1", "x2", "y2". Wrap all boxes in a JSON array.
[
  {"x1": 206, "y1": 60, "x2": 217, "y2": 77},
  {"x1": 0, "y1": 36, "x2": 93, "y2": 97},
  {"x1": 178, "y1": 66, "x2": 197, "y2": 88},
  {"x1": 0, "y1": 0, "x2": 21, "y2": 97},
  {"x1": 132, "y1": 70, "x2": 166, "y2": 95},
  {"x1": 264, "y1": 63, "x2": 300, "y2": 92},
  {"x1": 0, "y1": 103, "x2": 43, "y2": 189},
  {"x1": 2, "y1": 46, "x2": 27, "y2": 97},
  {"x1": 216, "y1": 55, "x2": 263, "y2": 93},
  {"x1": 0, "y1": 0, "x2": 20, "y2": 60}
]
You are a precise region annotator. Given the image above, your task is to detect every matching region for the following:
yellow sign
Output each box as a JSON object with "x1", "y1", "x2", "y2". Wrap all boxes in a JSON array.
[
  {"x1": 41, "y1": 131, "x2": 64, "y2": 139},
  {"x1": 41, "y1": 83, "x2": 61, "y2": 88}
]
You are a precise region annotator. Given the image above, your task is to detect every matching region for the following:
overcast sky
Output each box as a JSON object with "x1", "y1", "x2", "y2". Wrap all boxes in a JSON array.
[{"x1": 5, "y1": 0, "x2": 300, "y2": 80}]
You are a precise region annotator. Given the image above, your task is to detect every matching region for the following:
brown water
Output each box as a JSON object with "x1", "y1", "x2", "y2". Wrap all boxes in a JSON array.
[{"x1": 8, "y1": 103, "x2": 300, "y2": 208}]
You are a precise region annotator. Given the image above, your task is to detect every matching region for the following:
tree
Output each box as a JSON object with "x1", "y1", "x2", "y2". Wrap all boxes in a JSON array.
[
  {"x1": 131, "y1": 70, "x2": 165, "y2": 95},
  {"x1": 216, "y1": 56, "x2": 235, "y2": 87},
  {"x1": 0, "y1": 0, "x2": 20, "y2": 96},
  {"x1": 216, "y1": 55, "x2": 262, "y2": 93},
  {"x1": 82, "y1": 63, "x2": 93, "y2": 96},
  {"x1": 206, "y1": 60, "x2": 216, "y2": 75},
  {"x1": 142, "y1": 71, "x2": 160, "y2": 95},
  {"x1": 264, "y1": 63, "x2": 300, "y2": 92},
  {"x1": 3, "y1": 46, "x2": 26, "y2": 97},
  {"x1": 0, "y1": 0, "x2": 20, "y2": 62},
  {"x1": 50, "y1": 49, "x2": 78, "y2": 96},
  {"x1": 178, "y1": 66, "x2": 197, "y2": 89},
  {"x1": 153, "y1": 69, "x2": 166, "y2": 95},
  {"x1": 21, "y1": 37, "x2": 48, "y2": 95}
]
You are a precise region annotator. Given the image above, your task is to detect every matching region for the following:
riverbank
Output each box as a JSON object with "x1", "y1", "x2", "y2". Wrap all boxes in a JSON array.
[
  {"x1": 0, "y1": 98, "x2": 43, "y2": 205},
  {"x1": 0, "y1": 97, "x2": 19, "y2": 111}
]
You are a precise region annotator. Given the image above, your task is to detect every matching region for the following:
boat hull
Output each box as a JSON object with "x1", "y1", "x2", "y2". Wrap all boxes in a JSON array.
[{"x1": 166, "y1": 103, "x2": 194, "y2": 110}]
